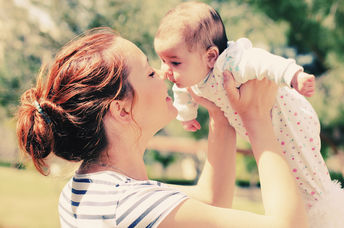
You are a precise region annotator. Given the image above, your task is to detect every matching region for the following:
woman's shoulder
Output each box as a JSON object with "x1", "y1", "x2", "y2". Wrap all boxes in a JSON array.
[{"x1": 59, "y1": 171, "x2": 188, "y2": 227}]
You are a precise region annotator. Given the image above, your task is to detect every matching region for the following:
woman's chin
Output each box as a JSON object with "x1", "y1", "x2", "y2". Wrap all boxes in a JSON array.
[{"x1": 164, "y1": 109, "x2": 178, "y2": 126}]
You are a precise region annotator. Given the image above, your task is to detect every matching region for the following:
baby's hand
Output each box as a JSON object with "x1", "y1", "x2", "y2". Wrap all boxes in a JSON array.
[
  {"x1": 182, "y1": 119, "x2": 201, "y2": 132},
  {"x1": 291, "y1": 71, "x2": 315, "y2": 97}
]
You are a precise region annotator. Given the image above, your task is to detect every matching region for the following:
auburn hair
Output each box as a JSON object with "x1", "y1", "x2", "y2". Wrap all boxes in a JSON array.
[
  {"x1": 16, "y1": 27, "x2": 133, "y2": 175},
  {"x1": 155, "y1": 1, "x2": 228, "y2": 54}
]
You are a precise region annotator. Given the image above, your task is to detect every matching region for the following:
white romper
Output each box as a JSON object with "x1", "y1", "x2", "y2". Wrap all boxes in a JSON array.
[{"x1": 173, "y1": 38, "x2": 344, "y2": 227}]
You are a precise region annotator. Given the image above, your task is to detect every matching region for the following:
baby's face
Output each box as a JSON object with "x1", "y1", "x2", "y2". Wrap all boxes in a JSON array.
[{"x1": 154, "y1": 34, "x2": 210, "y2": 88}]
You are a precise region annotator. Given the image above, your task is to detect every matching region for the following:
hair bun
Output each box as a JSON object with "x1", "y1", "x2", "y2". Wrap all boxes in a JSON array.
[{"x1": 16, "y1": 87, "x2": 54, "y2": 175}]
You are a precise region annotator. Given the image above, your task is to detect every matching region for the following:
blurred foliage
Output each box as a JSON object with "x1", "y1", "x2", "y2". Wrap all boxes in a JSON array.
[
  {"x1": 145, "y1": 149, "x2": 177, "y2": 170},
  {"x1": 0, "y1": 0, "x2": 343, "y2": 176}
]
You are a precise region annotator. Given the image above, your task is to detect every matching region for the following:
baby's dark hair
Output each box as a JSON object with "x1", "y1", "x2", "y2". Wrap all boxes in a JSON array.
[
  {"x1": 16, "y1": 27, "x2": 133, "y2": 175},
  {"x1": 156, "y1": 1, "x2": 228, "y2": 53}
]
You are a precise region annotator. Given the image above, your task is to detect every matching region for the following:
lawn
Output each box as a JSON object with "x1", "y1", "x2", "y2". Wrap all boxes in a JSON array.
[
  {"x1": 0, "y1": 166, "x2": 263, "y2": 228},
  {"x1": 0, "y1": 167, "x2": 68, "y2": 228}
]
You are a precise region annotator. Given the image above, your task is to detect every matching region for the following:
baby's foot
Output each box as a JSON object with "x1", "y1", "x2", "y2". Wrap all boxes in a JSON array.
[{"x1": 291, "y1": 71, "x2": 315, "y2": 97}]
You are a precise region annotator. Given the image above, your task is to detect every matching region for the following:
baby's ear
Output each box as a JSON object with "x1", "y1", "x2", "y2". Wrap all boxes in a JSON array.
[{"x1": 206, "y1": 46, "x2": 219, "y2": 68}]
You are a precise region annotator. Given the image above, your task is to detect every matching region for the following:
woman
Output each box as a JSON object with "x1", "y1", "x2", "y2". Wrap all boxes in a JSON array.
[{"x1": 16, "y1": 27, "x2": 308, "y2": 227}]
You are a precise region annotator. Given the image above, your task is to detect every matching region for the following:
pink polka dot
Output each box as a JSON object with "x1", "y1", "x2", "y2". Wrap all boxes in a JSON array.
[
  {"x1": 292, "y1": 169, "x2": 297, "y2": 172},
  {"x1": 296, "y1": 177, "x2": 300, "y2": 180},
  {"x1": 310, "y1": 138, "x2": 313, "y2": 142},
  {"x1": 280, "y1": 96, "x2": 284, "y2": 99},
  {"x1": 294, "y1": 112, "x2": 298, "y2": 116},
  {"x1": 281, "y1": 141, "x2": 285, "y2": 145},
  {"x1": 245, "y1": 132, "x2": 248, "y2": 136},
  {"x1": 292, "y1": 157, "x2": 295, "y2": 160},
  {"x1": 312, "y1": 147, "x2": 315, "y2": 151},
  {"x1": 234, "y1": 112, "x2": 238, "y2": 115},
  {"x1": 311, "y1": 191, "x2": 315, "y2": 195},
  {"x1": 297, "y1": 122, "x2": 300, "y2": 125}
]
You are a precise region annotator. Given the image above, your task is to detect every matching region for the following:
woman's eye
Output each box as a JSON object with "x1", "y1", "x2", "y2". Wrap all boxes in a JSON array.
[
  {"x1": 148, "y1": 71, "x2": 155, "y2": 77},
  {"x1": 171, "y1": 62, "x2": 180, "y2": 66}
]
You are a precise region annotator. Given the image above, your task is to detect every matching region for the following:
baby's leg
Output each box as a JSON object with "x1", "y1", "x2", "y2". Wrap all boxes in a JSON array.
[
  {"x1": 271, "y1": 87, "x2": 332, "y2": 208},
  {"x1": 223, "y1": 86, "x2": 344, "y2": 227}
]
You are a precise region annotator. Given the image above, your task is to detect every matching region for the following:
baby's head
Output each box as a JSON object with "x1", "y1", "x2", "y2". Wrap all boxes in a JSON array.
[{"x1": 154, "y1": 1, "x2": 227, "y2": 88}]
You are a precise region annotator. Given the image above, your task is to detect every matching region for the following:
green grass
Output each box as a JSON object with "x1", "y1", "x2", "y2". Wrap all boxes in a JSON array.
[
  {"x1": 0, "y1": 167, "x2": 69, "y2": 228},
  {"x1": 0, "y1": 166, "x2": 263, "y2": 228}
]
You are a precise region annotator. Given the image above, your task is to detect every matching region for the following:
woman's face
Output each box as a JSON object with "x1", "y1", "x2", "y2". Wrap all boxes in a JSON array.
[{"x1": 119, "y1": 37, "x2": 177, "y2": 133}]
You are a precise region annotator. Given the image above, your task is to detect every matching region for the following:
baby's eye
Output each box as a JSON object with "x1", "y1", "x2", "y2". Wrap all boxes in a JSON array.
[
  {"x1": 171, "y1": 62, "x2": 181, "y2": 66},
  {"x1": 148, "y1": 71, "x2": 155, "y2": 77}
]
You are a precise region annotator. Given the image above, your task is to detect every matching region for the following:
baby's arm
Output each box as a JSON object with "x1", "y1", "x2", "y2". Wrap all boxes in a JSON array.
[
  {"x1": 172, "y1": 85, "x2": 200, "y2": 131},
  {"x1": 216, "y1": 38, "x2": 303, "y2": 88}
]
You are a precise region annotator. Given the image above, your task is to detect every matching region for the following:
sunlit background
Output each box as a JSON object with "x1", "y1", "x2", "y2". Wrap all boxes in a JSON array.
[{"x1": 1, "y1": 0, "x2": 344, "y2": 227}]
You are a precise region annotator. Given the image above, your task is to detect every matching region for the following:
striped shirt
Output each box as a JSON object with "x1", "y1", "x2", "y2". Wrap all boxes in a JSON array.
[{"x1": 58, "y1": 171, "x2": 188, "y2": 228}]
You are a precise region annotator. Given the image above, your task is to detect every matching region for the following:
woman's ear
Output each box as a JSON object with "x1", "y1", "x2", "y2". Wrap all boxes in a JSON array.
[
  {"x1": 108, "y1": 99, "x2": 132, "y2": 123},
  {"x1": 205, "y1": 46, "x2": 219, "y2": 68}
]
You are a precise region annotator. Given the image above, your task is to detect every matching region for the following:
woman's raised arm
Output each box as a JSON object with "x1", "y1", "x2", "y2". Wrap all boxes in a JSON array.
[
  {"x1": 173, "y1": 88, "x2": 237, "y2": 208},
  {"x1": 160, "y1": 72, "x2": 308, "y2": 228}
]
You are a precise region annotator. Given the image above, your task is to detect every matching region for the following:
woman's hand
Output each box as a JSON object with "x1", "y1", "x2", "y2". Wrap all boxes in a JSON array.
[
  {"x1": 187, "y1": 88, "x2": 227, "y2": 124},
  {"x1": 223, "y1": 71, "x2": 278, "y2": 122}
]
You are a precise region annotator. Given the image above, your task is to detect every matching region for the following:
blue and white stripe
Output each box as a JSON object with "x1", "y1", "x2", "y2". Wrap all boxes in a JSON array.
[{"x1": 58, "y1": 171, "x2": 188, "y2": 228}]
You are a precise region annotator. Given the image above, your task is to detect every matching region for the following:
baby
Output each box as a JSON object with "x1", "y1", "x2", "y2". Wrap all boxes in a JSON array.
[{"x1": 154, "y1": 2, "x2": 344, "y2": 227}]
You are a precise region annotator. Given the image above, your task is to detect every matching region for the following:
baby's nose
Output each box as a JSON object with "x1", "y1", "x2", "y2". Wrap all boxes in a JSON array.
[{"x1": 160, "y1": 62, "x2": 172, "y2": 78}]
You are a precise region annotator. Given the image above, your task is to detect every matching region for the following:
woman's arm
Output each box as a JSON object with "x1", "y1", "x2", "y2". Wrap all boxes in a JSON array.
[
  {"x1": 171, "y1": 89, "x2": 237, "y2": 208},
  {"x1": 160, "y1": 72, "x2": 308, "y2": 228},
  {"x1": 181, "y1": 94, "x2": 237, "y2": 208}
]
